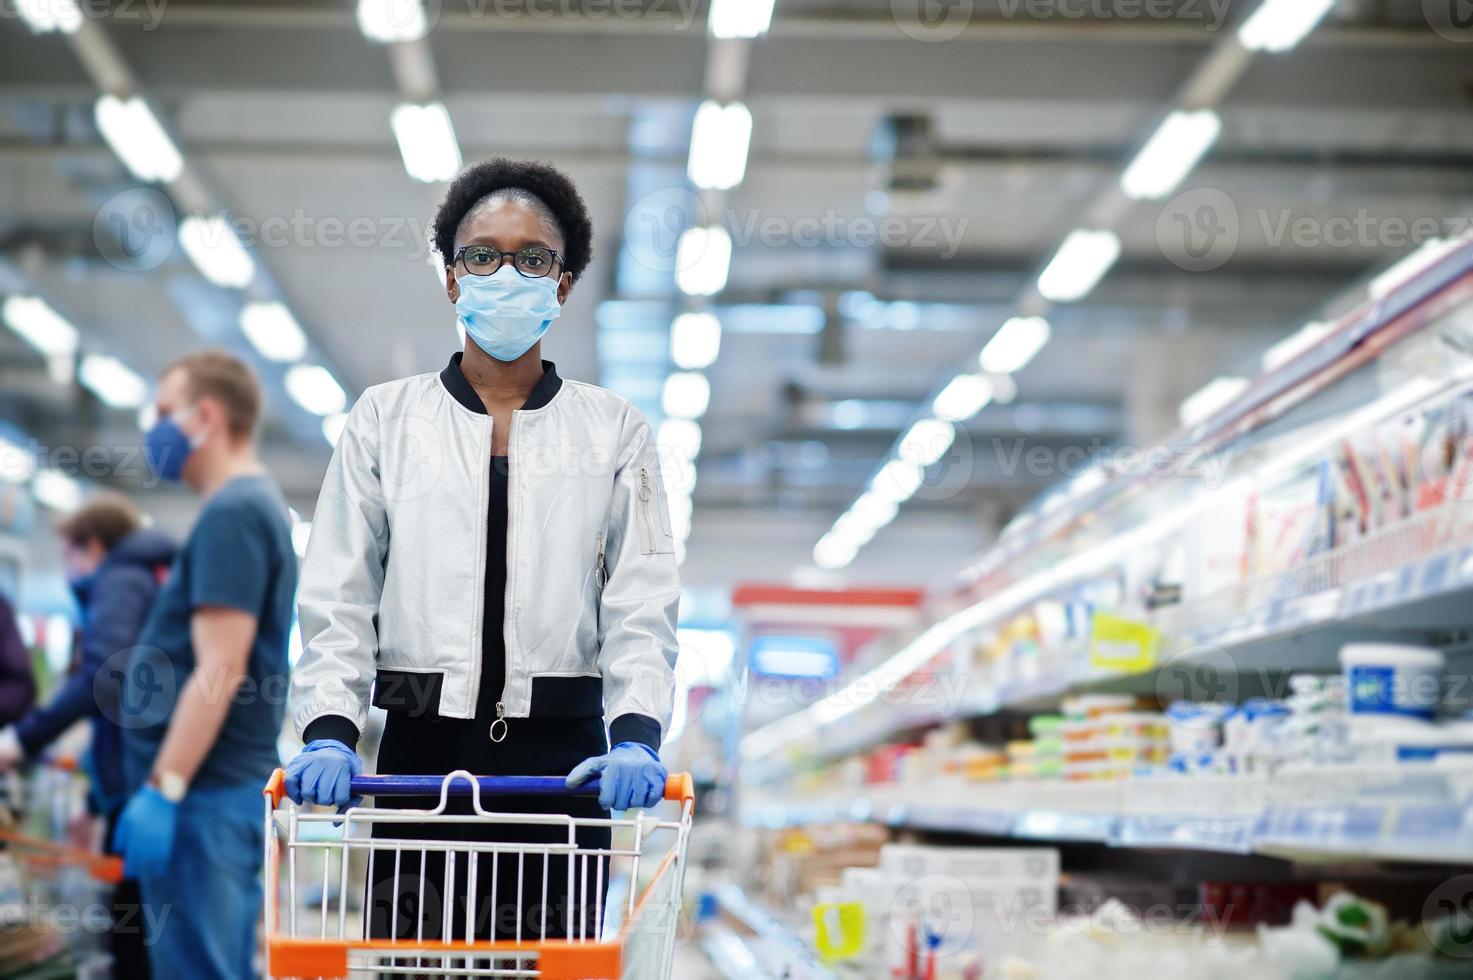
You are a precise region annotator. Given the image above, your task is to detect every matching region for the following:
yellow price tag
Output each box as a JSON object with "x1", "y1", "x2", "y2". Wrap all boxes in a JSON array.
[
  {"x1": 1089, "y1": 611, "x2": 1159, "y2": 673},
  {"x1": 812, "y1": 902, "x2": 865, "y2": 961}
]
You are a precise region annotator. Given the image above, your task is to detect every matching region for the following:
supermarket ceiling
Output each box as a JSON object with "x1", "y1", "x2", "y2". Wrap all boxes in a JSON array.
[{"x1": 1, "y1": 0, "x2": 1472, "y2": 590}]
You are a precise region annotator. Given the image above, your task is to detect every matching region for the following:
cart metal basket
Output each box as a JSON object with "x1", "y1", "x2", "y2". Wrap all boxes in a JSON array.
[{"x1": 263, "y1": 768, "x2": 694, "y2": 979}]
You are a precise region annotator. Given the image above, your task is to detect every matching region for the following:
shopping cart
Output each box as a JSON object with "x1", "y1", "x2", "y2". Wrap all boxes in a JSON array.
[
  {"x1": 0, "y1": 757, "x2": 124, "y2": 977},
  {"x1": 263, "y1": 768, "x2": 695, "y2": 979}
]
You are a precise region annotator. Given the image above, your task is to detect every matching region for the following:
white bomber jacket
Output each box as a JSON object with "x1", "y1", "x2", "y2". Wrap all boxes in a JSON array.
[{"x1": 292, "y1": 355, "x2": 680, "y2": 749}]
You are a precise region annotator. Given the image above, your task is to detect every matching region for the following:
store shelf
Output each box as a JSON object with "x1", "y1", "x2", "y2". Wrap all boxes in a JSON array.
[
  {"x1": 704, "y1": 885, "x2": 837, "y2": 980},
  {"x1": 743, "y1": 245, "x2": 1473, "y2": 778},
  {"x1": 744, "y1": 765, "x2": 1473, "y2": 866}
]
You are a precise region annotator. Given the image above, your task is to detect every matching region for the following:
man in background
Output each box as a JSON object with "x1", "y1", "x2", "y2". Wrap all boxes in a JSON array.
[
  {"x1": 0, "y1": 492, "x2": 174, "y2": 978},
  {"x1": 112, "y1": 350, "x2": 297, "y2": 980}
]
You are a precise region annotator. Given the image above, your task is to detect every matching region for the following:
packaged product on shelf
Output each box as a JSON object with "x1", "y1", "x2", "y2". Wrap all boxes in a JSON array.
[
  {"x1": 1339, "y1": 642, "x2": 1444, "y2": 721},
  {"x1": 880, "y1": 844, "x2": 1060, "y2": 975},
  {"x1": 1248, "y1": 468, "x2": 1331, "y2": 580}
]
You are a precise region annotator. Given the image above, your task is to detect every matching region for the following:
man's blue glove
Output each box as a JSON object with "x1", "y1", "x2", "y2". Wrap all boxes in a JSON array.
[
  {"x1": 112, "y1": 786, "x2": 178, "y2": 879},
  {"x1": 566, "y1": 742, "x2": 666, "y2": 811},
  {"x1": 285, "y1": 739, "x2": 363, "y2": 809}
]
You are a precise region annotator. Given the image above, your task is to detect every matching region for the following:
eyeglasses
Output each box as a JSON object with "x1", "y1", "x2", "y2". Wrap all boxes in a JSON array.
[{"x1": 452, "y1": 244, "x2": 563, "y2": 280}]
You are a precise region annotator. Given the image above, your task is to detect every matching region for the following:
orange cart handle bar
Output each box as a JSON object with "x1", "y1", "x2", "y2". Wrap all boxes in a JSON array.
[{"x1": 264, "y1": 769, "x2": 693, "y2": 808}]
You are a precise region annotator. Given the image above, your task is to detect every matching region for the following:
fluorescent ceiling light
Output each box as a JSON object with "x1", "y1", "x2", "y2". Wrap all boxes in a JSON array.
[
  {"x1": 898, "y1": 418, "x2": 955, "y2": 467},
  {"x1": 872, "y1": 458, "x2": 924, "y2": 504},
  {"x1": 1036, "y1": 229, "x2": 1121, "y2": 303},
  {"x1": 662, "y1": 372, "x2": 711, "y2": 419},
  {"x1": 670, "y1": 311, "x2": 722, "y2": 370},
  {"x1": 813, "y1": 532, "x2": 857, "y2": 570},
  {"x1": 285, "y1": 364, "x2": 347, "y2": 417},
  {"x1": 709, "y1": 0, "x2": 775, "y2": 38},
  {"x1": 32, "y1": 469, "x2": 83, "y2": 513},
  {"x1": 79, "y1": 354, "x2": 149, "y2": 409},
  {"x1": 94, "y1": 95, "x2": 183, "y2": 184},
  {"x1": 675, "y1": 226, "x2": 732, "y2": 296},
  {"x1": 239, "y1": 301, "x2": 308, "y2": 362},
  {"x1": 1368, "y1": 239, "x2": 1455, "y2": 300},
  {"x1": 1239, "y1": 0, "x2": 1335, "y2": 53},
  {"x1": 687, "y1": 101, "x2": 753, "y2": 191},
  {"x1": 17, "y1": 0, "x2": 83, "y2": 33},
  {"x1": 932, "y1": 374, "x2": 994, "y2": 422},
  {"x1": 979, "y1": 316, "x2": 1051, "y2": 375},
  {"x1": 2, "y1": 296, "x2": 78, "y2": 356},
  {"x1": 657, "y1": 418, "x2": 703, "y2": 461},
  {"x1": 391, "y1": 101, "x2": 462, "y2": 183},
  {"x1": 1261, "y1": 320, "x2": 1332, "y2": 372},
  {"x1": 0, "y1": 437, "x2": 38, "y2": 485},
  {"x1": 322, "y1": 413, "x2": 348, "y2": 447},
  {"x1": 848, "y1": 490, "x2": 898, "y2": 532},
  {"x1": 178, "y1": 215, "x2": 255, "y2": 288},
  {"x1": 1120, "y1": 109, "x2": 1222, "y2": 201},
  {"x1": 356, "y1": 0, "x2": 428, "y2": 42},
  {"x1": 1179, "y1": 375, "x2": 1250, "y2": 427}
]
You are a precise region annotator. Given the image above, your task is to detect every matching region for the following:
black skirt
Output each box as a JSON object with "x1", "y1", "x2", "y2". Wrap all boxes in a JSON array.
[{"x1": 366, "y1": 711, "x2": 612, "y2": 944}]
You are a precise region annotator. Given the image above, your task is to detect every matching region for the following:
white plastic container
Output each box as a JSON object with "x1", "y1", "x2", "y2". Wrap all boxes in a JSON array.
[{"x1": 1338, "y1": 643, "x2": 1444, "y2": 720}]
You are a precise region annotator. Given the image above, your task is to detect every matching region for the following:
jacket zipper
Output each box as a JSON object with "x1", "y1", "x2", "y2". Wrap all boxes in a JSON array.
[
  {"x1": 638, "y1": 467, "x2": 656, "y2": 553},
  {"x1": 475, "y1": 414, "x2": 497, "y2": 740},
  {"x1": 490, "y1": 411, "x2": 515, "y2": 744}
]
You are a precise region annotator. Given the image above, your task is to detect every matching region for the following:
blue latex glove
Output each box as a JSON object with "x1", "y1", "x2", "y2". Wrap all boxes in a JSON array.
[
  {"x1": 111, "y1": 786, "x2": 179, "y2": 879},
  {"x1": 566, "y1": 741, "x2": 666, "y2": 811},
  {"x1": 285, "y1": 739, "x2": 363, "y2": 809}
]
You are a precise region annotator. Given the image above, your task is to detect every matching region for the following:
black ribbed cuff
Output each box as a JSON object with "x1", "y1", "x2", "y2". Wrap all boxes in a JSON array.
[
  {"x1": 609, "y1": 713, "x2": 661, "y2": 752},
  {"x1": 302, "y1": 714, "x2": 361, "y2": 750}
]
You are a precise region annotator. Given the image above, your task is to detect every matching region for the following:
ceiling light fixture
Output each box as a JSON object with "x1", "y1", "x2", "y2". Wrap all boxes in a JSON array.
[
  {"x1": 240, "y1": 301, "x2": 308, "y2": 362},
  {"x1": 285, "y1": 364, "x2": 348, "y2": 417},
  {"x1": 1239, "y1": 0, "x2": 1335, "y2": 53},
  {"x1": 391, "y1": 101, "x2": 462, "y2": 183},
  {"x1": 932, "y1": 374, "x2": 994, "y2": 423},
  {"x1": 687, "y1": 101, "x2": 753, "y2": 191},
  {"x1": 178, "y1": 215, "x2": 256, "y2": 288},
  {"x1": 978, "y1": 316, "x2": 1052, "y2": 375},
  {"x1": 356, "y1": 0, "x2": 429, "y2": 43},
  {"x1": 94, "y1": 94, "x2": 184, "y2": 184},
  {"x1": 1120, "y1": 109, "x2": 1222, "y2": 201},
  {"x1": 1036, "y1": 230, "x2": 1121, "y2": 303},
  {"x1": 78, "y1": 354, "x2": 149, "y2": 409},
  {"x1": 675, "y1": 227, "x2": 732, "y2": 296},
  {"x1": 670, "y1": 311, "x2": 722, "y2": 370}
]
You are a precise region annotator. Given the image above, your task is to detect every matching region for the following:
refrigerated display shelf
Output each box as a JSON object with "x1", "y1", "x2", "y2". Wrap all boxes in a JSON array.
[
  {"x1": 743, "y1": 243, "x2": 1473, "y2": 780},
  {"x1": 745, "y1": 776, "x2": 1473, "y2": 866}
]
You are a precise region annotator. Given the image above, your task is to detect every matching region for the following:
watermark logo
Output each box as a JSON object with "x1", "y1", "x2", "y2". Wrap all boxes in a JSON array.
[
  {"x1": 93, "y1": 187, "x2": 176, "y2": 273},
  {"x1": 623, "y1": 186, "x2": 708, "y2": 275},
  {"x1": 1424, "y1": 0, "x2": 1473, "y2": 43},
  {"x1": 96, "y1": 646, "x2": 177, "y2": 730},
  {"x1": 1157, "y1": 187, "x2": 1239, "y2": 272},
  {"x1": 891, "y1": 0, "x2": 974, "y2": 43},
  {"x1": 888, "y1": 873, "x2": 976, "y2": 956},
  {"x1": 1424, "y1": 875, "x2": 1473, "y2": 958},
  {"x1": 1417, "y1": 411, "x2": 1473, "y2": 503},
  {"x1": 1154, "y1": 644, "x2": 1239, "y2": 716}
]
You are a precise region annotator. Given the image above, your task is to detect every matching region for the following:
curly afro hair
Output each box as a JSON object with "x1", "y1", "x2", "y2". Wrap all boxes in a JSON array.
[{"x1": 431, "y1": 158, "x2": 594, "y2": 283}]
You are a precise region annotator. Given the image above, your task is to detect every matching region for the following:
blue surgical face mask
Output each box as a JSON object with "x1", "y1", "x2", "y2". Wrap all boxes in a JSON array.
[
  {"x1": 143, "y1": 405, "x2": 203, "y2": 483},
  {"x1": 455, "y1": 265, "x2": 562, "y2": 362}
]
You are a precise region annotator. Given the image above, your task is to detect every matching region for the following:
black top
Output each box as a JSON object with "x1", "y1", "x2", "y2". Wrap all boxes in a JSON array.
[{"x1": 305, "y1": 354, "x2": 661, "y2": 752}]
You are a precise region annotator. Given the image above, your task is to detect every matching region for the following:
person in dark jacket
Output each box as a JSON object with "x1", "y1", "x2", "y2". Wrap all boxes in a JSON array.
[
  {"x1": 0, "y1": 492, "x2": 174, "y2": 979},
  {"x1": 0, "y1": 595, "x2": 34, "y2": 727}
]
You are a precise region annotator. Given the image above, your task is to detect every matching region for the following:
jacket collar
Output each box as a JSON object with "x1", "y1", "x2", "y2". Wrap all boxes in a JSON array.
[{"x1": 440, "y1": 352, "x2": 562, "y2": 415}]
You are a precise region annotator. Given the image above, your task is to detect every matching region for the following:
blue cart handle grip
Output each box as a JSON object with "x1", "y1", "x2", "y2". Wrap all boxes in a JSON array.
[{"x1": 350, "y1": 774, "x2": 601, "y2": 798}]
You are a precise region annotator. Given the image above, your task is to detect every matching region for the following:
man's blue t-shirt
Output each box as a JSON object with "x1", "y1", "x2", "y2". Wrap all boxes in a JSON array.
[{"x1": 122, "y1": 475, "x2": 298, "y2": 792}]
